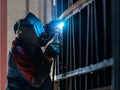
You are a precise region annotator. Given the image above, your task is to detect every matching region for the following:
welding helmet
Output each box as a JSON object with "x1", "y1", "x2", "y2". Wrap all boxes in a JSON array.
[{"x1": 14, "y1": 12, "x2": 45, "y2": 47}]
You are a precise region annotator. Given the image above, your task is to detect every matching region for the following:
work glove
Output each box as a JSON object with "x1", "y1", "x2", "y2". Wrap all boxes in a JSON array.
[
  {"x1": 45, "y1": 42, "x2": 62, "y2": 58},
  {"x1": 39, "y1": 19, "x2": 63, "y2": 47}
]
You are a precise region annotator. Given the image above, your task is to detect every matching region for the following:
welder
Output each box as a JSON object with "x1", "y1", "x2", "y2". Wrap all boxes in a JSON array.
[{"x1": 6, "y1": 12, "x2": 62, "y2": 90}]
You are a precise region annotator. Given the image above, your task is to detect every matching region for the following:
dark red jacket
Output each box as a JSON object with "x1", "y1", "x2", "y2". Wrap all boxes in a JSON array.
[{"x1": 6, "y1": 38, "x2": 52, "y2": 90}]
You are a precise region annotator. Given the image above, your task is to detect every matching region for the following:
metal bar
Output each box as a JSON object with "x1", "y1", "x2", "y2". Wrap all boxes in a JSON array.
[
  {"x1": 66, "y1": 21, "x2": 69, "y2": 71},
  {"x1": 54, "y1": 0, "x2": 113, "y2": 90},
  {"x1": 55, "y1": 58, "x2": 113, "y2": 81},
  {"x1": 69, "y1": 19, "x2": 72, "y2": 90},
  {"x1": 69, "y1": 20, "x2": 72, "y2": 72},
  {"x1": 72, "y1": 16, "x2": 77, "y2": 90},
  {"x1": 94, "y1": 0, "x2": 99, "y2": 63},
  {"x1": 66, "y1": 20, "x2": 69, "y2": 90},
  {"x1": 58, "y1": 0, "x2": 93, "y2": 20},
  {"x1": 94, "y1": 0, "x2": 100, "y2": 87},
  {"x1": 88, "y1": 86, "x2": 112, "y2": 90},
  {"x1": 90, "y1": 2, "x2": 94, "y2": 89},
  {"x1": 90, "y1": 2, "x2": 93, "y2": 65},
  {"x1": 64, "y1": 1, "x2": 70, "y2": 83},
  {"x1": 86, "y1": 5, "x2": 90, "y2": 67},
  {"x1": 68, "y1": 2, "x2": 72, "y2": 90},
  {"x1": 103, "y1": 0, "x2": 107, "y2": 86},
  {"x1": 70, "y1": 79, "x2": 72, "y2": 90},
  {"x1": 72, "y1": 16, "x2": 75, "y2": 71},
  {"x1": 70, "y1": 4, "x2": 77, "y2": 89},
  {"x1": 103, "y1": 0, "x2": 107, "y2": 58},
  {"x1": 52, "y1": 58, "x2": 56, "y2": 90},
  {"x1": 57, "y1": 56, "x2": 60, "y2": 74},
  {"x1": 61, "y1": 0, "x2": 63, "y2": 13},
  {"x1": 79, "y1": 11, "x2": 82, "y2": 90},
  {"x1": 85, "y1": 4, "x2": 90, "y2": 90},
  {"x1": 111, "y1": 0, "x2": 120, "y2": 89}
]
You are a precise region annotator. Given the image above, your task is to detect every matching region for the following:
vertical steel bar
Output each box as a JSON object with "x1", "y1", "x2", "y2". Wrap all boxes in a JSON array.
[
  {"x1": 86, "y1": 5, "x2": 90, "y2": 67},
  {"x1": 90, "y1": 2, "x2": 93, "y2": 65},
  {"x1": 85, "y1": 4, "x2": 90, "y2": 90},
  {"x1": 67, "y1": 1, "x2": 72, "y2": 90},
  {"x1": 69, "y1": 18, "x2": 72, "y2": 90},
  {"x1": 55, "y1": 1, "x2": 60, "y2": 89},
  {"x1": 69, "y1": 1, "x2": 73, "y2": 90},
  {"x1": 103, "y1": 0, "x2": 107, "y2": 86},
  {"x1": 60, "y1": 0, "x2": 64, "y2": 76},
  {"x1": 111, "y1": 0, "x2": 120, "y2": 89},
  {"x1": 52, "y1": 58, "x2": 56, "y2": 90},
  {"x1": 94, "y1": 0, "x2": 99, "y2": 63},
  {"x1": 71, "y1": 0, "x2": 77, "y2": 89},
  {"x1": 57, "y1": 56, "x2": 60, "y2": 74},
  {"x1": 66, "y1": 20, "x2": 70, "y2": 90},
  {"x1": 79, "y1": 11, "x2": 82, "y2": 90},
  {"x1": 66, "y1": 0, "x2": 72, "y2": 88},
  {"x1": 61, "y1": 0, "x2": 63, "y2": 13},
  {"x1": 72, "y1": 15, "x2": 77, "y2": 90},
  {"x1": 94, "y1": 0, "x2": 100, "y2": 87},
  {"x1": 69, "y1": 0, "x2": 73, "y2": 71},
  {"x1": 90, "y1": 2, "x2": 94, "y2": 89},
  {"x1": 103, "y1": 0, "x2": 107, "y2": 58}
]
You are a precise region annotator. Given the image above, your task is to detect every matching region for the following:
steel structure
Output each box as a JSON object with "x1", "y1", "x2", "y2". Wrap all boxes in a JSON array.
[{"x1": 51, "y1": 0, "x2": 120, "y2": 90}]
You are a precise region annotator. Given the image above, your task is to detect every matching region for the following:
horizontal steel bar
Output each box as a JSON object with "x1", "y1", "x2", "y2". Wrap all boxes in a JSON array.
[
  {"x1": 55, "y1": 58, "x2": 114, "y2": 81},
  {"x1": 88, "y1": 86, "x2": 111, "y2": 90},
  {"x1": 58, "y1": 0, "x2": 93, "y2": 21}
]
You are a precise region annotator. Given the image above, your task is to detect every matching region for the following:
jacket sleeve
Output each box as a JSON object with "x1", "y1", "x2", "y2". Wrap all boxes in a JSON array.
[{"x1": 12, "y1": 44, "x2": 53, "y2": 88}]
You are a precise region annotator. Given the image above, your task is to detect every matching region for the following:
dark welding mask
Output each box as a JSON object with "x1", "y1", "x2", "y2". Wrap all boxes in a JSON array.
[{"x1": 14, "y1": 12, "x2": 44, "y2": 47}]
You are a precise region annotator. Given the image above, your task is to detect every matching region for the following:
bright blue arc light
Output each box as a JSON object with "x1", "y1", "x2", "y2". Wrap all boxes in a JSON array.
[{"x1": 57, "y1": 22, "x2": 64, "y2": 30}]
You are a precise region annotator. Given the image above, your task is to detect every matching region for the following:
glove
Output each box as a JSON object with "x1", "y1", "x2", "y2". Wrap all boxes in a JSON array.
[
  {"x1": 45, "y1": 42, "x2": 62, "y2": 58},
  {"x1": 38, "y1": 20, "x2": 63, "y2": 47}
]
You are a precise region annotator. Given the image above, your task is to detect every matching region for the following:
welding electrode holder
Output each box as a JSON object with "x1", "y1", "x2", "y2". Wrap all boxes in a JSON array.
[{"x1": 38, "y1": 20, "x2": 63, "y2": 47}]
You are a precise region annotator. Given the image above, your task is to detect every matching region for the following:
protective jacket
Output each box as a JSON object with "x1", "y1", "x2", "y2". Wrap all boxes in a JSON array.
[{"x1": 6, "y1": 38, "x2": 52, "y2": 90}]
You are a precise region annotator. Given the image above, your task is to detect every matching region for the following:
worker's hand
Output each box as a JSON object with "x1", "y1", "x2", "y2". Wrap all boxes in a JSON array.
[
  {"x1": 39, "y1": 19, "x2": 63, "y2": 47},
  {"x1": 44, "y1": 19, "x2": 63, "y2": 39},
  {"x1": 45, "y1": 42, "x2": 62, "y2": 58}
]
